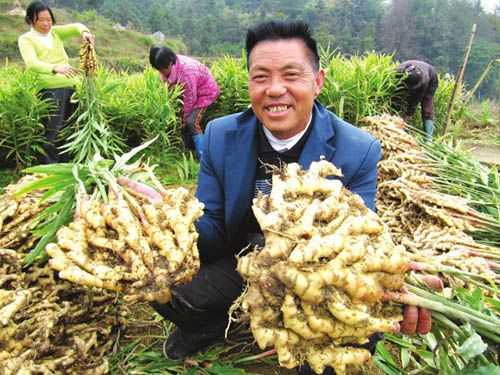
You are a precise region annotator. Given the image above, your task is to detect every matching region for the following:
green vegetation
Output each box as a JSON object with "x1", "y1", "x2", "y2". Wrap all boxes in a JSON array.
[
  {"x1": 0, "y1": 52, "x2": 472, "y2": 169},
  {"x1": 421, "y1": 139, "x2": 500, "y2": 246},
  {"x1": 1, "y1": 0, "x2": 498, "y2": 97},
  {"x1": 0, "y1": 65, "x2": 49, "y2": 168},
  {"x1": 0, "y1": 64, "x2": 185, "y2": 169},
  {"x1": 36, "y1": 0, "x2": 500, "y2": 100}
]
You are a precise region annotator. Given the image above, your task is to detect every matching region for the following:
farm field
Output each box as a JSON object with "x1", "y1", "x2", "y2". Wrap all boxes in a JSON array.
[{"x1": 1, "y1": 26, "x2": 499, "y2": 375}]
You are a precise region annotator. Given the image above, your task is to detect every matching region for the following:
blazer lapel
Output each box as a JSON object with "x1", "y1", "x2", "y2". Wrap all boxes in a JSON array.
[
  {"x1": 225, "y1": 114, "x2": 258, "y2": 233},
  {"x1": 299, "y1": 103, "x2": 336, "y2": 169}
]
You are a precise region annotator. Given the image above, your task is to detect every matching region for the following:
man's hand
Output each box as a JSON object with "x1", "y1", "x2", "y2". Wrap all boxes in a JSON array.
[
  {"x1": 387, "y1": 262, "x2": 443, "y2": 335},
  {"x1": 53, "y1": 64, "x2": 78, "y2": 78},
  {"x1": 401, "y1": 305, "x2": 432, "y2": 334},
  {"x1": 82, "y1": 31, "x2": 95, "y2": 45}
]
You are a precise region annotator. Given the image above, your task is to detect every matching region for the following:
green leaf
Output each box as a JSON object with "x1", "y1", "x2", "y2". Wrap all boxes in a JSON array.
[
  {"x1": 206, "y1": 362, "x2": 250, "y2": 375},
  {"x1": 484, "y1": 296, "x2": 500, "y2": 312},
  {"x1": 458, "y1": 364, "x2": 500, "y2": 375},
  {"x1": 112, "y1": 136, "x2": 158, "y2": 172},
  {"x1": 457, "y1": 331, "x2": 488, "y2": 362},
  {"x1": 375, "y1": 341, "x2": 398, "y2": 367},
  {"x1": 401, "y1": 347, "x2": 410, "y2": 369},
  {"x1": 24, "y1": 189, "x2": 75, "y2": 266},
  {"x1": 14, "y1": 175, "x2": 75, "y2": 197},
  {"x1": 23, "y1": 163, "x2": 78, "y2": 176},
  {"x1": 384, "y1": 333, "x2": 417, "y2": 349},
  {"x1": 423, "y1": 333, "x2": 438, "y2": 351},
  {"x1": 416, "y1": 350, "x2": 437, "y2": 368},
  {"x1": 373, "y1": 356, "x2": 402, "y2": 375}
]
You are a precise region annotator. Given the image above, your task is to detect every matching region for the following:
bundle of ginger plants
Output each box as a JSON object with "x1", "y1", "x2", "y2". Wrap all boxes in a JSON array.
[
  {"x1": 361, "y1": 115, "x2": 499, "y2": 293},
  {"x1": 1, "y1": 140, "x2": 203, "y2": 304},
  {"x1": 46, "y1": 175, "x2": 203, "y2": 303},
  {"x1": 237, "y1": 160, "x2": 410, "y2": 375},
  {"x1": 361, "y1": 115, "x2": 500, "y2": 372},
  {"x1": 0, "y1": 249, "x2": 121, "y2": 374}
]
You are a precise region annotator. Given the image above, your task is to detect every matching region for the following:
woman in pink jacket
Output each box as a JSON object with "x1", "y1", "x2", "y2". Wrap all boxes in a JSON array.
[{"x1": 149, "y1": 46, "x2": 220, "y2": 160}]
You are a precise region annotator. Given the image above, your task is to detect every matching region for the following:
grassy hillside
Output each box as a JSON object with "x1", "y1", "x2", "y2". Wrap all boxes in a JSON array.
[{"x1": 0, "y1": 0, "x2": 187, "y2": 71}]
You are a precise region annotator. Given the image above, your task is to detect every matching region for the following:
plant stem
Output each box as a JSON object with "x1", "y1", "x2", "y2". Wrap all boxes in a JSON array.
[
  {"x1": 391, "y1": 290, "x2": 499, "y2": 333},
  {"x1": 407, "y1": 286, "x2": 500, "y2": 326},
  {"x1": 234, "y1": 349, "x2": 277, "y2": 364}
]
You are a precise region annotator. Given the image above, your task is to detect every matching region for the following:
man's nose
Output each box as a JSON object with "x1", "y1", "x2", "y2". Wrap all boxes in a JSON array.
[{"x1": 265, "y1": 77, "x2": 286, "y2": 97}]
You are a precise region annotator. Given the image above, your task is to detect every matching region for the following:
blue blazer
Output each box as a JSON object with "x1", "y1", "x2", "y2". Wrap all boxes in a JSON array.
[{"x1": 195, "y1": 102, "x2": 381, "y2": 262}]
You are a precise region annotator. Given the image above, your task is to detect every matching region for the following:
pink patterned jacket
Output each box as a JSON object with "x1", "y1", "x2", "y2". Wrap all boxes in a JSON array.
[{"x1": 160, "y1": 55, "x2": 220, "y2": 121}]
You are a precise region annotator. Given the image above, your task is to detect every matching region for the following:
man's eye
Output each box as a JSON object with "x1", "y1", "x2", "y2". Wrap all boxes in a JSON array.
[
  {"x1": 285, "y1": 73, "x2": 299, "y2": 79},
  {"x1": 252, "y1": 75, "x2": 267, "y2": 81}
]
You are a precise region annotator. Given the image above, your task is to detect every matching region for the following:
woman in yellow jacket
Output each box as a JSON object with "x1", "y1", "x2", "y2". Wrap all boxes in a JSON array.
[{"x1": 18, "y1": 1, "x2": 94, "y2": 163}]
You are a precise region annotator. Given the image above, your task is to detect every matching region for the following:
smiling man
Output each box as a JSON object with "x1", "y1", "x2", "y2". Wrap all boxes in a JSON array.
[{"x1": 153, "y1": 20, "x2": 427, "y2": 373}]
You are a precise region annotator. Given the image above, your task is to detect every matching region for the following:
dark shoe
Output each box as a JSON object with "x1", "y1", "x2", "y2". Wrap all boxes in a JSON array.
[{"x1": 163, "y1": 323, "x2": 226, "y2": 360}]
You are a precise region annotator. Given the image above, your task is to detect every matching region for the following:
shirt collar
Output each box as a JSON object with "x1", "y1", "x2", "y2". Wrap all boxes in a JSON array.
[
  {"x1": 30, "y1": 27, "x2": 52, "y2": 37},
  {"x1": 262, "y1": 114, "x2": 313, "y2": 152}
]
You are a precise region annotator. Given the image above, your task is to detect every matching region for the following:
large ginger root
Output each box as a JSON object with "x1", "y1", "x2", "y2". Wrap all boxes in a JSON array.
[
  {"x1": 237, "y1": 160, "x2": 408, "y2": 375},
  {"x1": 46, "y1": 179, "x2": 203, "y2": 303}
]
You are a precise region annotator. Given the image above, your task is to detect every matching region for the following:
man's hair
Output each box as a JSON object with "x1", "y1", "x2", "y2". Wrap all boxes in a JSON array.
[
  {"x1": 25, "y1": 1, "x2": 56, "y2": 25},
  {"x1": 149, "y1": 46, "x2": 176, "y2": 71},
  {"x1": 245, "y1": 20, "x2": 320, "y2": 71}
]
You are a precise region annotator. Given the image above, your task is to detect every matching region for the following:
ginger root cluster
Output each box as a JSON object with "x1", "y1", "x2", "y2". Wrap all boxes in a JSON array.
[
  {"x1": 237, "y1": 160, "x2": 408, "y2": 375},
  {"x1": 0, "y1": 249, "x2": 120, "y2": 374},
  {"x1": 47, "y1": 180, "x2": 203, "y2": 303},
  {"x1": 0, "y1": 176, "x2": 49, "y2": 253}
]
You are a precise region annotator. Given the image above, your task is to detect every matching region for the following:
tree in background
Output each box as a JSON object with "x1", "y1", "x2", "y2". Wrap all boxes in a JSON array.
[{"x1": 37, "y1": 0, "x2": 500, "y2": 98}]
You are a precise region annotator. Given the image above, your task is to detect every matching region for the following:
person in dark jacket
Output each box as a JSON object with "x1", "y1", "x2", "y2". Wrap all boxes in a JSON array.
[
  {"x1": 153, "y1": 21, "x2": 433, "y2": 375},
  {"x1": 396, "y1": 60, "x2": 439, "y2": 140}
]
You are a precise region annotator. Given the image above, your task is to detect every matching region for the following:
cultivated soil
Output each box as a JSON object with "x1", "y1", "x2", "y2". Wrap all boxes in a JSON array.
[{"x1": 463, "y1": 141, "x2": 500, "y2": 165}]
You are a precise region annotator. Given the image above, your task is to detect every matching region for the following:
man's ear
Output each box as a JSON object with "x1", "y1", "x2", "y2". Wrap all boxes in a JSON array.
[{"x1": 314, "y1": 69, "x2": 325, "y2": 97}]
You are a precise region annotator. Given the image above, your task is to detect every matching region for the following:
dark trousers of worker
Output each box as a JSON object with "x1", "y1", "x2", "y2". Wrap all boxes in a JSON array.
[
  {"x1": 39, "y1": 87, "x2": 75, "y2": 164},
  {"x1": 151, "y1": 255, "x2": 244, "y2": 333},
  {"x1": 405, "y1": 74, "x2": 438, "y2": 121},
  {"x1": 406, "y1": 92, "x2": 434, "y2": 121}
]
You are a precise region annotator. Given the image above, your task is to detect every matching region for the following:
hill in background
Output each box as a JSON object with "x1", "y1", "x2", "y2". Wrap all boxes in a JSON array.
[{"x1": 0, "y1": 0, "x2": 186, "y2": 71}]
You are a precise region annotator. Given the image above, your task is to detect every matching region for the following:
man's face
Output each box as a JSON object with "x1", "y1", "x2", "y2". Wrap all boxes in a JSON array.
[{"x1": 248, "y1": 39, "x2": 324, "y2": 139}]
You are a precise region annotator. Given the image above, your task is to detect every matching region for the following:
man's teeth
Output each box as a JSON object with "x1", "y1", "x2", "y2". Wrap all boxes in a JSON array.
[{"x1": 268, "y1": 105, "x2": 288, "y2": 113}]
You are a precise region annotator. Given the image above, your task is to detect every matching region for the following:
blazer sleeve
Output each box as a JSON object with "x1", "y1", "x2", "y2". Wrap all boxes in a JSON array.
[
  {"x1": 194, "y1": 122, "x2": 227, "y2": 262},
  {"x1": 346, "y1": 139, "x2": 381, "y2": 212}
]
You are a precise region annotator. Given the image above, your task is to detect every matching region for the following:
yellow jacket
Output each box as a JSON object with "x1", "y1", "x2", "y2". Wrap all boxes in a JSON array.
[{"x1": 18, "y1": 23, "x2": 89, "y2": 90}]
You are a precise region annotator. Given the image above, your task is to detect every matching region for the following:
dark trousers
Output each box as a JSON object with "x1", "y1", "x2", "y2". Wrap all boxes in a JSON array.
[
  {"x1": 152, "y1": 255, "x2": 244, "y2": 333},
  {"x1": 181, "y1": 107, "x2": 205, "y2": 151},
  {"x1": 405, "y1": 74, "x2": 439, "y2": 121},
  {"x1": 152, "y1": 252, "x2": 382, "y2": 374},
  {"x1": 39, "y1": 87, "x2": 75, "y2": 164}
]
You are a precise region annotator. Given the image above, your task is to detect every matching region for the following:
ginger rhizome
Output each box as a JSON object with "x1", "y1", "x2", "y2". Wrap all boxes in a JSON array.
[
  {"x1": 0, "y1": 249, "x2": 120, "y2": 374},
  {"x1": 362, "y1": 115, "x2": 498, "y2": 290},
  {"x1": 79, "y1": 39, "x2": 97, "y2": 75},
  {"x1": 0, "y1": 175, "x2": 49, "y2": 253},
  {"x1": 46, "y1": 178, "x2": 203, "y2": 303},
  {"x1": 237, "y1": 160, "x2": 409, "y2": 375}
]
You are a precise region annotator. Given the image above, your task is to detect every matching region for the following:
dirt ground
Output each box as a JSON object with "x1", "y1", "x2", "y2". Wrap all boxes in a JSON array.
[{"x1": 463, "y1": 141, "x2": 500, "y2": 165}]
